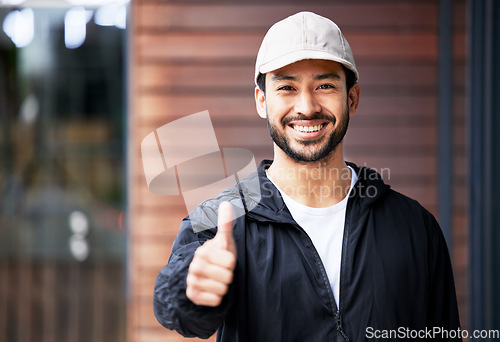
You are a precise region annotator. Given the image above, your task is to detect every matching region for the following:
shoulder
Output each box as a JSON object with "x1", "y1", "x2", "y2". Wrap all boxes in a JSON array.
[
  {"x1": 374, "y1": 188, "x2": 444, "y2": 242},
  {"x1": 187, "y1": 170, "x2": 261, "y2": 233},
  {"x1": 349, "y1": 162, "x2": 447, "y2": 250},
  {"x1": 385, "y1": 189, "x2": 437, "y2": 220}
]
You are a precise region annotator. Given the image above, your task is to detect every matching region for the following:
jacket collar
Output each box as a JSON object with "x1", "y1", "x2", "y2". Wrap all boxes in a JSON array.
[{"x1": 243, "y1": 159, "x2": 391, "y2": 223}]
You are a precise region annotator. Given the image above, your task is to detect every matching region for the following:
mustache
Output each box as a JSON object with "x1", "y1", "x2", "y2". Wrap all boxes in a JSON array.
[{"x1": 281, "y1": 113, "x2": 336, "y2": 126}]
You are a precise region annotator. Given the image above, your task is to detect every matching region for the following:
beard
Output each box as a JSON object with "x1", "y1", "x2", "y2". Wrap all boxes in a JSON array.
[{"x1": 266, "y1": 106, "x2": 349, "y2": 163}]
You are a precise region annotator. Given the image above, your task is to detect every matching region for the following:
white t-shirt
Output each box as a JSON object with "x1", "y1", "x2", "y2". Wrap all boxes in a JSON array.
[{"x1": 267, "y1": 167, "x2": 357, "y2": 305}]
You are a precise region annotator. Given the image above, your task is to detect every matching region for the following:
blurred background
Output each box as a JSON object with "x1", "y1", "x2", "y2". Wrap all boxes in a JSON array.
[
  {"x1": 0, "y1": 1, "x2": 127, "y2": 341},
  {"x1": 1, "y1": 0, "x2": 499, "y2": 342}
]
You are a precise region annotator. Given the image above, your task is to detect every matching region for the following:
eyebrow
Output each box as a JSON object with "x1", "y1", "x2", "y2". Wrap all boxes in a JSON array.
[
  {"x1": 271, "y1": 73, "x2": 342, "y2": 82},
  {"x1": 271, "y1": 74, "x2": 298, "y2": 81},
  {"x1": 314, "y1": 73, "x2": 342, "y2": 81}
]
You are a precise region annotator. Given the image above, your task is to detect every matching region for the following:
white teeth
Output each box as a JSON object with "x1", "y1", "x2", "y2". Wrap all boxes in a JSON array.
[{"x1": 293, "y1": 124, "x2": 323, "y2": 133}]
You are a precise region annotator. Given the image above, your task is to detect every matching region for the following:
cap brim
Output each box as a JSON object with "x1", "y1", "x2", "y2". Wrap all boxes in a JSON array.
[{"x1": 256, "y1": 50, "x2": 359, "y2": 84}]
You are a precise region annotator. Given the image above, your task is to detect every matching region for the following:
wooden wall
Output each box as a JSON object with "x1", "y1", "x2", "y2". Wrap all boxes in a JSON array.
[
  {"x1": 0, "y1": 260, "x2": 126, "y2": 342},
  {"x1": 128, "y1": 1, "x2": 467, "y2": 341}
]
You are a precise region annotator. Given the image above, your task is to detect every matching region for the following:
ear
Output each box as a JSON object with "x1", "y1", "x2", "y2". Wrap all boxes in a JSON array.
[
  {"x1": 347, "y1": 83, "x2": 361, "y2": 116},
  {"x1": 255, "y1": 86, "x2": 267, "y2": 119}
]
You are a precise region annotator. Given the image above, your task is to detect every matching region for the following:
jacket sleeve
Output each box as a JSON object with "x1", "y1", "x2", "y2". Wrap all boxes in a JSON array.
[
  {"x1": 153, "y1": 215, "x2": 233, "y2": 339},
  {"x1": 425, "y1": 211, "x2": 462, "y2": 340}
]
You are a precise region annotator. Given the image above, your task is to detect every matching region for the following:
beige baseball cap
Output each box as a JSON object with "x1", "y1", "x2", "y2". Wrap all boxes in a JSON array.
[{"x1": 255, "y1": 11, "x2": 359, "y2": 85}]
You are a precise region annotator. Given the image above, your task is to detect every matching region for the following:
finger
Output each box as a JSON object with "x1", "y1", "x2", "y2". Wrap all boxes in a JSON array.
[
  {"x1": 189, "y1": 256, "x2": 235, "y2": 284},
  {"x1": 195, "y1": 240, "x2": 237, "y2": 270},
  {"x1": 214, "y1": 201, "x2": 235, "y2": 251},
  {"x1": 186, "y1": 273, "x2": 230, "y2": 296},
  {"x1": 186, "y1": 287, "x2": 224, "y2": 307},
  {"x1": 208, "y1": 248, "x2": 237, "y2": 271}
]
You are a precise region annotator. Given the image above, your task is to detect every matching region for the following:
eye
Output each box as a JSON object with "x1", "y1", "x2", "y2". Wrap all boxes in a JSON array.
[
  {"x1": 277, "y1": 85, "x2": 295, "y2": 91},
  {"x1": 318, "y1": 84, "x2": 335, "y2": 90}
]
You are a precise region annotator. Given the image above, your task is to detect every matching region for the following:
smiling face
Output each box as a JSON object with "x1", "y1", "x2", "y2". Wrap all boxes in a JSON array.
[{"x1": 255, "y1": 59, "x2": 360, "y2": 163}]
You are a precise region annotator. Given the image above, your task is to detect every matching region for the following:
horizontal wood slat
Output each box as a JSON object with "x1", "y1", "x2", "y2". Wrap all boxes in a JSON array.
[
  {"x1": 136, "y1": 4, "x2": 438, "y2": 30},
  {"x1": 132, "y1": 215, "x2": 183, "y2": 238},
  {"x1": 133, "y1": 239, "x2": 173, "y2": 266},
  {"x1": 136, "y1": 3, "x2": 465, "y2": 31},
  {"x1": 132, "y1": 265, "x2": 165, "y2": 299},
  {"x1": 132, "y1": 193, "x2": 188, "y2": 214},
  {"x1": 136, "y1": 32, "x2": 446, "y2": 61}
]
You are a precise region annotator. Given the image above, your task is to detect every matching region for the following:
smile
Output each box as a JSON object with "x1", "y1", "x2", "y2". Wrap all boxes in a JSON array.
[{"x1": 292, "y1": 123, "x2": 326, "y2": 133}]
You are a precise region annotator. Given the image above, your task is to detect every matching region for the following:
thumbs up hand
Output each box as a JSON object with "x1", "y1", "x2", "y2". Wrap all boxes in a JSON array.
[
  {"x1": 212, "y1": 201, "x2": 237, "y2": 254},
  {"x1": 186, "y1": 201, "x2": 237, "y2": 307}
]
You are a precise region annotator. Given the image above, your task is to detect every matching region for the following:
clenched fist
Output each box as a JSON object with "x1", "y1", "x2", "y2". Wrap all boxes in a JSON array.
[{"x1": 186, "y1": 201, "x2": 237, "y2": 307}]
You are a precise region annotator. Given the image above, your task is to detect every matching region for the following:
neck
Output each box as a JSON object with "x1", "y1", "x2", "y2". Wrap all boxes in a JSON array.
[{"x1": 267, "y1": 144, "x2": 352, "y2": 208}]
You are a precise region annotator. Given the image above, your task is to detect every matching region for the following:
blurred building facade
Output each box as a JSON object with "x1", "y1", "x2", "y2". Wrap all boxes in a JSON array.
[{"x1": 0, "y1": 3, "x2": 127, "y2": 342}]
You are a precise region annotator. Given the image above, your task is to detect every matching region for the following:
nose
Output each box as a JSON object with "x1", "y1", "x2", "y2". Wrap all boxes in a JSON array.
[{"x1": 294, "y1": 90, "x2": 322, "y2": 116}]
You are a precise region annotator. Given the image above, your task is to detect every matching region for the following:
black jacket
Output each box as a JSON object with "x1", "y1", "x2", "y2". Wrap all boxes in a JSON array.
[{"x1": 154, "y1": 160, "x2": 461, "y2": 341}]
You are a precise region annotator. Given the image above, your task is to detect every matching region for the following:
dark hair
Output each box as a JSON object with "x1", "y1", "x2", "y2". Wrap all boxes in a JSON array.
[
  {"x1": 257, "y1": 72, "x2": 266, "y2": 93},
  {"x1": 256, "y1": 64, "x2": 357, "y2": 94},
  {"x1": 342, "y1": 66, "x2": 356, "y2": 92}
]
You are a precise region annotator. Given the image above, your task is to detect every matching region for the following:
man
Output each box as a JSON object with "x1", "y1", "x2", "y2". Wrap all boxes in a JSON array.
[{"x1": 154, "y1": 12, "x2": 461, "y2": 341}]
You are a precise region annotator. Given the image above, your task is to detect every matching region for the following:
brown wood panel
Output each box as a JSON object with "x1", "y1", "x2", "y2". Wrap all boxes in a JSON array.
[
  {"x1": 452, "y1": 3, "x2": 467, "y2": 332},
  {"x1": 453, "y1": 2, "x2": 467, "y2": 30},
  {"x1": 0, "y1": 261, "x2": 125, "y2": 342},
  {"x1": 358, "y1": 64, "x2": 437, "y2": 88},
  {"x1": 453, "y1": 211, "x2": 467, "y2": 239},
  {"x1": 136, "y1": 32, "x2": 262, "y2": 61},
  {"x1": 136, "y1": 32, "x2": 439, "y2": 62},
  {"x1": 134, "y1": 239, "x2": 173, "y2": 266},
  {"x1": 133, "y1": 189, "x2": 187, "y2": 212},
  {"x1": 136, "y1": 4, "x2": 437, "y2": 30},
  {"x1": 132, "y1": 214, "x2": 182, "y2": 239},
  {"x1": 134, "y1": 94, "x2": 255, "y2": 126},
  {"x1": 134, "y1": 267, "x2": 165, "y2": 299},
  {"x1": 453, "y1": 239, "x2": 468, "y2": 275},
  {"x1": 451, "y1": 181, "x2": 467, "y2": 209},
  {"x1": 130, "y1": 1, "x2": 470, "y2": 341},
  {"x1": 137, "y1": 300, "x2": 165, "y2": 330},
  {"x1": 131, "y1": 200, "x2": 179, "y2": 217},
  {"x1": 137, "y1": 64, "x2": 254, "y2": 89}
]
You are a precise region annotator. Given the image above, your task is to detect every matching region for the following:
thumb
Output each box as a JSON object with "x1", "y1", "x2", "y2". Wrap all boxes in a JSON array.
[{"x1": 215, "y1": 201, "x2": 235, "y2": 251}]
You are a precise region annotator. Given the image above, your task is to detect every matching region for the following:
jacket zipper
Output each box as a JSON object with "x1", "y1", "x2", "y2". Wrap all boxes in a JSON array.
[
  {"x1": 337, "y1": 193, "x2": 355, "y2": 342},
  {"x1": 291, "y1": 222, "x2": 351, "y2": 342}
]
